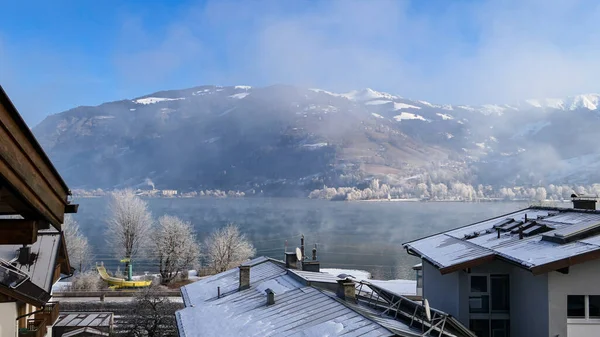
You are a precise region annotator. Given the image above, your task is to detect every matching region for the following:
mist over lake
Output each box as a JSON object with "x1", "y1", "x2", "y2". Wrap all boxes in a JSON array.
[{"x1": 73, "y1": 197, "x2": 529, "y2": 279}]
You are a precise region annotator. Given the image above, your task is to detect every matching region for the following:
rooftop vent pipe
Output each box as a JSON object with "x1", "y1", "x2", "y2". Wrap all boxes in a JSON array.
[{"x1": 265, "y1": 288, "x2": 275, "y2": 305}]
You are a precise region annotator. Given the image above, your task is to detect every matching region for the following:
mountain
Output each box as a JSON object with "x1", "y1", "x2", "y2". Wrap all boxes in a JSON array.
[{"x1": 32, "y1": 85, "x2": 600, "y2": 195}]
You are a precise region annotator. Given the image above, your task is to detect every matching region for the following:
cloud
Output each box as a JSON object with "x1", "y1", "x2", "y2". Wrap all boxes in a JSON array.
[
  {"x1": 111, "y1": 0, "x2": 600, "y2": 105},
  {"x1": 4, "y1": 0, "x2": 600, "y2": 125}
]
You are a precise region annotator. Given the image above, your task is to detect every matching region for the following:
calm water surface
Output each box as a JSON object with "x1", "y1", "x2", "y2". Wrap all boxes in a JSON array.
[{"x1": 72, "y1": 198, "x2": 529, "y2": 279}]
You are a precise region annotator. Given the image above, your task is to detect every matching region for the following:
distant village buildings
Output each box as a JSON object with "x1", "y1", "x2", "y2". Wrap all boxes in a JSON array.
[{"x1": 161, "y1": 189, "x2": 178, "y2": 197}]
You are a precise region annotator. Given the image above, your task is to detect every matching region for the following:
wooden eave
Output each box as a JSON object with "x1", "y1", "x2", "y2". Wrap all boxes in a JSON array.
[
  {"x1": 57, "y1": 232, "x2": 73, "y2": 275},
  {"x1": 0, "y1": 85, "x2": 77, "y2": 229}
]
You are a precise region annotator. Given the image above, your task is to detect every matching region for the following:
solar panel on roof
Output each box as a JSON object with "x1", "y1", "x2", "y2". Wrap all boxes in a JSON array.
[
  {"x1": 0, "y1": 259, "x2": 28, "y2": 288},
  {"x1": 543, "y1": 221, "x2": 600, "y2": 244}
]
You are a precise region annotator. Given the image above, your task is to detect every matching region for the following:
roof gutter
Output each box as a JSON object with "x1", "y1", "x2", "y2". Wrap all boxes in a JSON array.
[{"x1": 16, "y1": 304, "x2": 45, "y2": 321}]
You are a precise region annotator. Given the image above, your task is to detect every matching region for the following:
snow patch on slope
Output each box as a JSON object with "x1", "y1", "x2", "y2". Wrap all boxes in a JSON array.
[
  {"x1": 525, "y1": 94, "x2": 600, "y2": 110},
  {"x1": 393, "y1": 112, "x2": 427, "y2": 122},
  {"x1": 365, "y1": 99, "x2": 392, "y2": 105},
  {"x1": 393, "y1": 102, "x2": 420, "y2": 110},
  {"x1": 134, "y1": 97, "x2": 185, "y2": 105},
  {"x1": 342, "y1": 88, "x2": 398, "y2": 101},
  {"x1": 235, "y1": 85, "x2": 252, "y2": 90},
  {"x1": 436, "y1": 113, "x2": 454, "y2": 120},
  {"x1": 480, "y1": 104, "x2": 506, "y2": 115},
  {"x1": 230, "y1": 92, "x2": 250, "y2": 99},
  {"x1": 371, "y1": 113, "x2": 384, "y2": 119}
]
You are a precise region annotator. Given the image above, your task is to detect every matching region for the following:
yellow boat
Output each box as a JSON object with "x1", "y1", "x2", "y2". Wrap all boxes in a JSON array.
[{"x1": 96, "y1": 264, "x2": 152, "y2": 289}]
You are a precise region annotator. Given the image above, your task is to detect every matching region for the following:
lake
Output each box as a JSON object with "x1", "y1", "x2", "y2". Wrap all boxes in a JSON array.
[{"x1": 72, "y1": 197, "x2": 530, "y2": 279}]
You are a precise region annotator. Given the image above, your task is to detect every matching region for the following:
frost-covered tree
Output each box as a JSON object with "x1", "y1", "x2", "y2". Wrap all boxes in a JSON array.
[
  {"x1": 535, "y1": 187, "x2": 547, "y2": 201},
  {"x1": 154, "y1": 215, "x2": 201, "y2": 284},
  {"x1": 105, "y1": 189, "x2": 153, "y2": 262},
  {"x1": 62, "y1": 215, "x2": 92, "y2": 273},
  {"x1": 205, "y1": 224, "x2": 256, "y2": 273}
]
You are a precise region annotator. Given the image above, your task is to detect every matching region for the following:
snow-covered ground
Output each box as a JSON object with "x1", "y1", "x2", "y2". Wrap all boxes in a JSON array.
[
  {"x1": 321, "y1": 268, "x2": 371, "y2": 281},
  {"x1": 368, "y1": 279, "x2": 416, "y2": 296},
  {"x1": 321, "y1": 268, "x2": 417, "y2": 295}
]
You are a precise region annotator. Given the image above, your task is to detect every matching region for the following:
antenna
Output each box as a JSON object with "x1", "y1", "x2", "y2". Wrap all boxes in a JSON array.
[
  {"x1": 424, "y1": 299, "x2": 431, "y2": 321},
  {"x1": 295, "y1": 247, "x2": 302, "y2": 261}
]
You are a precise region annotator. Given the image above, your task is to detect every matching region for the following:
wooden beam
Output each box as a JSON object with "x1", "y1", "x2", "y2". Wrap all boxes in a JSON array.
[
  {"x1": 65, "y1": 203, "x2": 79, "y2": 214},
  {"x1": 0, "y1": 220, "x2": 39, "y2": 244},
  {"x1": 0, "y1": 102, "x2": 69, "y2": 228}
]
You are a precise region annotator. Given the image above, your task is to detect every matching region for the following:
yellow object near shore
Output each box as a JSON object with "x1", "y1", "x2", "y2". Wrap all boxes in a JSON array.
[{"x1": 96, "y1": 264, "x2": 152, "y2": 289}]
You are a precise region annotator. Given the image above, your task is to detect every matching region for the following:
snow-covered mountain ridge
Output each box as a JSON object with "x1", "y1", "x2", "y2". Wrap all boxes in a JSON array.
[{"x1": 32, "y1": 84, "x2": 600, "y2": 193}]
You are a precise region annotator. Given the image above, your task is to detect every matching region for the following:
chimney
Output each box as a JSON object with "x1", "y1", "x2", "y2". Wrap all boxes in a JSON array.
[
  {"x1": 336, "y1": 278, "x2": 356, "y2": 302},
  {"x1": 285, "y1": 252, "x2": 298, "y2": 269},
  {"x1": 518, "y1": 226, "x2": 524, "y2": 240},
  {"x1": 571, "y1": 194, "x2": 597, "y2": 210},
  {"x1": 18, "y1": 246, "x2": 31, "y2": 265},
  {"x1": 265, "y1": 288, "x2": 275, "y2": 305},
  {"x1": 312, "y1": 244, "x2": 317, "y2": 261},
  {"x1": 524, "y1": 213, "x2": 528, "y2": 223},
  {"x1": 239, "y1": 265, "x2": 250, "y2": 290},
  {"x1": 300, "y1": 235, "x2": 305, "y2": 260}
]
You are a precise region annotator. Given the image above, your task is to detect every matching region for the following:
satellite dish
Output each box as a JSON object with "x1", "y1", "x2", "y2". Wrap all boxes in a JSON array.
[
  {"x1": 295, "y1": 247, "x2": 302, "y2": 261},
  {"x1": 424, "y1": 299, "x2": 431, "y2": 321}
]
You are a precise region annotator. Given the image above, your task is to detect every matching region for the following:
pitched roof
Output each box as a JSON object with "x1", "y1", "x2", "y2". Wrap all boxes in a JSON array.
[
  {"x1": 177, "y1": 257, "x2": 395, "y2": 337},
  {"x1": 403, "y1": 206, "x2": 600, "y2": 275},
  {"x1": 0, "y1": 230, "x2": 69, "y2": 305},
  {"x1": 55, "y1": 312, "x2": 113, "y2": 328},
  {"x1": 176, "y1": 257, "x2": 473, "y2": 337}
]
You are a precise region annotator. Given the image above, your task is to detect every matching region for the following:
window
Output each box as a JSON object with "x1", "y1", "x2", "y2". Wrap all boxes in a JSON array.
[
  {"x1": 416, "y1": 269, "x2": 423, "y2": 288},
  {"x1": 568, "y1": 295, "x2": 600, "y2": 320},
  {"x1": 589, "y1": 296, "x2": 600, "y2": 318},
  {"x1": 568, "y1": 295, "x2": 585, "y2": 318},
  {"x1": 470, "y1": 295, "x2": 490, "y2": 313},
  {"x1": 469, "y1": 274, "x2": 510, "y2": 336},
  {"x1": 471, "y1": 275, "x2": 488, "y2": 293},
  {"x1": 470, "y1": 319, "x2": 490, "y2": 337},
  {"x1": 491, "y1": 319, "x2": 510, "y2": 337},
  {"x1": 491, "y1": 275, "x2": 510, "y2": 312}
]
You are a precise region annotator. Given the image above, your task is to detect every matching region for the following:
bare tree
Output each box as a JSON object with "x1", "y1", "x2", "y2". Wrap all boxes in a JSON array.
[
  {"x1": 155, "y1": 215, "x2": 201, "y2": 284},
  {"x1": 105, "y1": 189, "x2": 153, "y2": 263},
  {"x1": 62, "y1": 214, "x2": 92, "y2": 273},
  {"x1": 128, "y1": 285, "x2": 180, "y2": 337},
  {"x1": 204, "y1": 224, "x2": 256, "y2": 273}
]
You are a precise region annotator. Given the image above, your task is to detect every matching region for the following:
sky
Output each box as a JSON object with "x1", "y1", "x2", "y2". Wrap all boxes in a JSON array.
[{"x1": 1, "y1": 0, "x2": 600, "y2": 125}]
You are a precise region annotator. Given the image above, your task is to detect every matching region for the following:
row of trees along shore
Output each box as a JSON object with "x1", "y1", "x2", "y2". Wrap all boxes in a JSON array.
[
  {"x1": 65, "y1": 189, "x2": 256, "y2": 287},
  {"x1": 309, "y1": 179, "x2": 600, "y2": 201}
]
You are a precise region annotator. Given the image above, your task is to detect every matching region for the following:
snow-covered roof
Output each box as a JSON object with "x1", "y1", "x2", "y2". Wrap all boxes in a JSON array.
[
  {"x1": 176, "y1": 257, "x2": 399, "y2": 337},
  {"x1": 403, "y1": 206, "x2": 600, "y2": 275}
]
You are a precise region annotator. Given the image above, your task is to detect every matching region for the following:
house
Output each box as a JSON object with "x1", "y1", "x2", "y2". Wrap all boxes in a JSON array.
[
  {"x1": 161, "y1": 190, "x2": 177, "y2": 197},
  {"x1": 52, "y1": 312, "x2": 114, "y2": 337},
  {"x1": 0, "y1": 85, "x2": 78, "y2": 336},
  {"x1": 176, "y1": 255, "x2": 475, "y2": 337},
  {"x1": 403, "y1": 196, "x2": 600, "y2": 337}
]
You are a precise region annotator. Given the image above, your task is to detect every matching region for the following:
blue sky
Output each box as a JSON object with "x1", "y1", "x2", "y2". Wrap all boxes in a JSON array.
[{"x1": 1, "y1": 0, "x2": 600, "y2": 125}]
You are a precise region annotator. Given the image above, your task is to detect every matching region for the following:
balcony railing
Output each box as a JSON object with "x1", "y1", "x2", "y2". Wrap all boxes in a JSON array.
[
  {"x1": 35, "y1": 302, "x2": 60, "y2": 325},
  {"x1": 18, "y1": 319, "x2": 47, "y2": 337}
]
